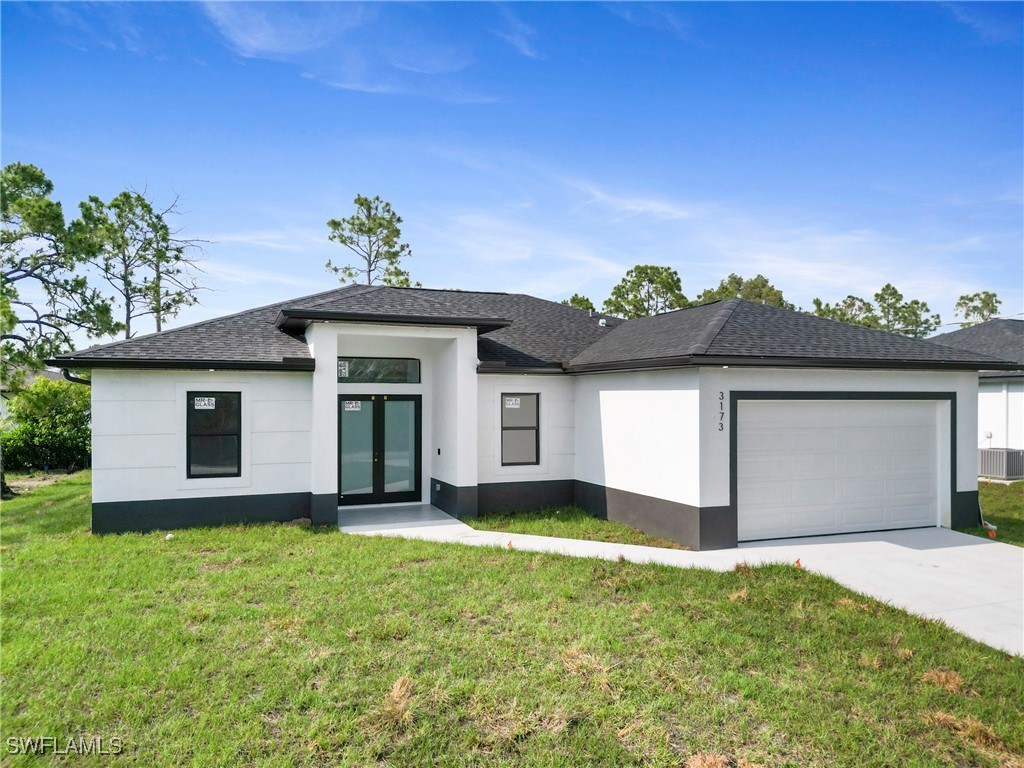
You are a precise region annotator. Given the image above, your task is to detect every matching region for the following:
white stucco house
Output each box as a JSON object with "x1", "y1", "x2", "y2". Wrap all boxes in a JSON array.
[
  {"x1": 931, "y1": 319, "x2": 1024, "y2": 480},
  {"x1": 50, "y1": 286, "x2": 1019, "y2": 550}
]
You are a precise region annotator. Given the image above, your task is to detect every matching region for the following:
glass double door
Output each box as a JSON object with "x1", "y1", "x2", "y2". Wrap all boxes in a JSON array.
[{"x1": 338, "y1": 395, "x2": 422, "y2": 505}]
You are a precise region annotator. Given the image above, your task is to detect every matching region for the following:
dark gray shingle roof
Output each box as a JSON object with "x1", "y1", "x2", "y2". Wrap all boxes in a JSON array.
[
  {"x1": 48, "y1": 287, "x2": 355, "y2": 370},
  {"x1": 929, "y1": 319, "x2": 1024, "y2": 379},
  {"x1": 284, "y1": 286, "x2": 623, "y2": 368},
  {"x1": 50, "y1": 286, "x2": 622, "y2": 371},
  {"x1": 51, "y1": 289, "x2": 1016, "y2": 373},
  {"x1": 930, "y1": 320, "x2": 1023, "y2": 363},
  {"x1": 568, "y1": 299, "x2": 1016, "y2": 371}
]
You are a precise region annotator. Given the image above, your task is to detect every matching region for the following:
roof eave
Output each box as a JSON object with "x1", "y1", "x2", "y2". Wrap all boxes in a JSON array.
[
  {"x1": 45, "y1": 357, "x2": 316, "y2": 372},
  {"x1": 276, "y1": 309, "x2": 511, "y2": 334},
  {"x1": 477, "y1": 362, "x2": 566, "y2": 375},
  {"x1": 566, "y1": 355, "x2": 1022, "y2": 374}
]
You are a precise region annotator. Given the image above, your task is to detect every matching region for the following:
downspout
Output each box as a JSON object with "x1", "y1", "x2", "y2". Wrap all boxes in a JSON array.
[{"x1": 61, "y1": 368, "x2": 91, "y2": 386}]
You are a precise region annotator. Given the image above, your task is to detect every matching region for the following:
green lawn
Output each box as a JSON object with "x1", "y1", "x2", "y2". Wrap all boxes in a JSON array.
[
  {"x1": 465, "y1": 505, "x2": 687, "y2": 548},
  {"x1": 2, "y1": 473, "x2": 1022, "y2": 767},
  {"x1": 959, "y1": 481, "x2": 1024, "y2": 548}
]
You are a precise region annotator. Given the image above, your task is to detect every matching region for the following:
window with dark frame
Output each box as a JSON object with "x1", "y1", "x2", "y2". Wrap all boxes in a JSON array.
[
  {"x1": 337, "y1": 357, "x2": 420, "y2": 384},
  {"x1": 187, "y1": 391, "x2": 241, "y2": 478},
  {"x1": 501, "y1": 393, "x2": 539, "y2": 466}
]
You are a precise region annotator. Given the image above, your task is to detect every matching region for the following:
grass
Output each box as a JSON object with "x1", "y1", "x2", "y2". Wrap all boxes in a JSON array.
[
  {"x1": 959, "y1": 481, "x2": 1024, "y2": 547},
  {"x1": 1, "y1": 473, "x2": 1022, "y2": 767},
  {"x1": 464, "y1": 505, "x2": 687, "y2": 548}
]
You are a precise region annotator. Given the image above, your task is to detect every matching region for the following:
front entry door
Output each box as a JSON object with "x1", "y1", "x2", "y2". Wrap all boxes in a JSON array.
[{"x1": 338, "y1": 395, "x2": 422, "y2": 506}]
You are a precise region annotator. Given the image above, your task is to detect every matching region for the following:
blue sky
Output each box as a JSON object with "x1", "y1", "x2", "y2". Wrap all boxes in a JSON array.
[{"x1": 3, "y1": 2, "x2": 1022, "y2": 336}]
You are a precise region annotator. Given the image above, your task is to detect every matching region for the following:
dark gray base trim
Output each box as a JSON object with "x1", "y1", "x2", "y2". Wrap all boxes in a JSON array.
[
  {"x1": 430, "y1": 478, "x2": 479, "y2": 519},
  {"x1": 574, "y1": 480, "x2": 736, "y2": 551},
  {"x1": 478, "y1": 480, "x2": 574, "y2": 514},
  {"x1": 952, "y1": 490, "x2": 981, "y2": 529},
  {"x1": 310, "y1": 493, "x2": 338, "y2": 527},
  {"x1": 93, "y1": 492, "x2": 312, "y2": 534}
]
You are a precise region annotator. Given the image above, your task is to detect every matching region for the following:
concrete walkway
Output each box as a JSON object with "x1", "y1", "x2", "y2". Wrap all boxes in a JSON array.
[{"x1": 339, "y1": 504, "x2": 1024, "y2": 656}]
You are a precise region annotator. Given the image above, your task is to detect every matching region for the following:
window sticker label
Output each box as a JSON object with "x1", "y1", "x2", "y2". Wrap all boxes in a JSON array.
[
  {"x1": 338, "y1": 360, "x2": 349, "y2": 378},
  {"x1": 343, "y1": 400, "x2": 362, "y2": 412},
  {"x1": 194, "y1": 397, "x2": 216, "y2": 410},
  {"x1": 504, "y1": 397, "x2": 521, "y2": 409}
]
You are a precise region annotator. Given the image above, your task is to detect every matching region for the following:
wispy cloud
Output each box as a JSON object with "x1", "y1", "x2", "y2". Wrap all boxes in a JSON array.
[
  {"x1": 605, "y1": 3, "x2": 696, "y2": 43},
  {"x1": 204, "y1": 226, "x2": 330, "y2": 253},
  {"x1": 550, "y1": 172, "x2": 1019, "y2": 315},
  {"x1": 200, "y1": 2, "x2": 494, "y2": 102},
  {"x1": 46, "y1": 3, "x2": 154, "y2": 56},
  {"x1": 201, "y1": 2, "x2": 364, "y2": 58},
  {"x1": 202, "y1": 259, "x2": 327, "y2": 291},
  {"x1": 419, "y1": 210, "x2": 626, "y2": 300},
  {"x1": 561, "y1": 178, "x2": 701, "y2": 221},
  {"x1": 943, "y1": 3, "x2": 1022, "y2": 44},
  {"x1": 493, "y1": 6, "x2": 543, "y2": 60}
]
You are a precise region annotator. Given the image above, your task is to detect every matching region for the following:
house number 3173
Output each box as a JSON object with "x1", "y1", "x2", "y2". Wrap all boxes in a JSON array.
[{"x1": 717, "y1": 391, "x2": 725, "y2": 432}]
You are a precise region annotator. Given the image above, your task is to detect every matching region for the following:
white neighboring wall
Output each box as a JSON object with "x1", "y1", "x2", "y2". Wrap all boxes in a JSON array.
[
  {"x1": 573, "y1": 369, "x2": 701, "y2": 506},
  {"x1": 477, "y1": 374, "x2": 575, "y2": 485},
  {"x1": 91, "y1": 369, "x2": 312, "y2": 504},
  {"x1": 978, "y1": 380, "x2": 1024, "y2": 450}
]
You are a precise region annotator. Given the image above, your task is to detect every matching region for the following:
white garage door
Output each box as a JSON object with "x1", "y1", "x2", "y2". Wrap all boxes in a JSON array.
[{"x1": 737, "y1": 400, "x2": 941, "y2": 542}]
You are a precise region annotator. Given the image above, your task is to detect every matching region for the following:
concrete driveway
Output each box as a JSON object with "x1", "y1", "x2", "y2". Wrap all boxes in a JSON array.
[
  {"x1": 340, "y1": 507, "x2": 1023, "y2": 656},
  {"x1": 733, "y1": 529, "x2": 1022, "y2": 656}
]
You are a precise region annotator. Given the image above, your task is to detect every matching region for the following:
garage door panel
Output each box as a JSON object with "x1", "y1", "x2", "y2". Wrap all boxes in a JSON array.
[
  {"x1": 790, "y1": 453, "x2": 836, "y2": 478},
  {"x1": 741, "y1": 456, "x2": 788, "y2": 479},
  {"x1": 842, "y1": 502, "x2": 887, "y2": 526},
  {"x1": 742, "y1": 431, "x2": 787, "y2": 452},
  {"x1": 889, "y1": 501, "x2": 935, "y2": 525},
  {"x1": 837, "y1": 428, "x2": 884, "y2": 452},
  {"x1": 738, "y1": 400, "x2": 941, "y2": 542},
  {"x1": 888, "y1": 452, "x2": 933, "y2": 473},
  {"x1": 839, "y1": 453, "x2": 886, "y2": 476},
  {"x1": 890, "y1": 475, "x2": 935, "y2": 497},
  {"x1": 791, "y1": 479, "x2": 839, "y2": 505},
  {"x1": 891, "y1": 427, "x2": 934, "y2": 450},
  {"x1": 789, "y1": 506, "x2": 839, "y2": 534},
  {"x1": 786, "y1": 430, "x2": 837, "y2": 452},
  {"x1": 741, "y1": 481, "x2": 791, "y2": 507},
  {"x1": 841, "y1": 478, "x2": 886, "y2": 500}
]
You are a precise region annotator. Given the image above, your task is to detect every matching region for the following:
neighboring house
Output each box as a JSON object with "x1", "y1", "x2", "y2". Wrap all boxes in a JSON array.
[
  {"x1": 0, "y1": 368, "x2": 64, "y2": 423},
  {"x1": 49, "y1": 286, "x2": 1018, "y2": 550},
  {"x1": 930, "y1": 319, "x2": 1024, "y2": 480}
]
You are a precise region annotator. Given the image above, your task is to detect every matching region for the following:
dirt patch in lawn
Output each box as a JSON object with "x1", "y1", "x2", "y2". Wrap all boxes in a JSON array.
[{"x1": 5, "y1": 471, "x2": 76, "y2": 496}]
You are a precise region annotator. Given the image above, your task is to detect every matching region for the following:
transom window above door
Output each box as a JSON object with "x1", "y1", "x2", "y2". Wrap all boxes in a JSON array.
[{"x1": 337, "y1": 357, "x2": 420, "y2": 383}]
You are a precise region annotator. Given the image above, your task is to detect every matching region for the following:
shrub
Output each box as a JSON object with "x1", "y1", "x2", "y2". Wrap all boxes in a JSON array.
[{"x1": 1, "y1": 377, "x2": 90, "y2": 471}]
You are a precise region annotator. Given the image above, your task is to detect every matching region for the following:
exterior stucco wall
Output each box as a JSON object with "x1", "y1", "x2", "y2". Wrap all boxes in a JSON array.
[
  {"x1": 91, "y1": 368, "x2": 312, "y2": 504},
  {"x1": 573, "y1": 369, "x2": 701, "y2": 507},
  {"x1": 477, "y1": 374, "x2": 575, "y2": 486},
  {"x1": 978, "y1": 380, "x2": 1024, "y2": 450}
]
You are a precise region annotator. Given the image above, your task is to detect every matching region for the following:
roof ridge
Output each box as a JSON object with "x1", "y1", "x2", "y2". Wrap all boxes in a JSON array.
[
  {"x1": 297, "y1": 284, "x2": 490, "y2": 316},
  {"x1": 398, "y1": 286, "x2": 510, "y2": 296},
  {"x1": 690, "y1": 298, "x2": 743, "y2": 355},
  {"x1": 300, "y1": 283, "x2": 384, "y2": 309}
]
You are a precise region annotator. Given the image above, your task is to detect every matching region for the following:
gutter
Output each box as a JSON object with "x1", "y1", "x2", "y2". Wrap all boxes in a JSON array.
[
  {"x1": 61, "y1": 368, "x2": 92, "y2": 386},
  {"x1": 565, "y1": 355, "x2": 1023, "y2": 375},
  {"x1": 45, "y1": 357, "x2": 316, "y2": 373}
]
